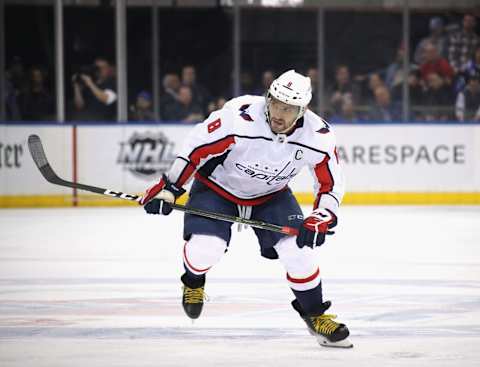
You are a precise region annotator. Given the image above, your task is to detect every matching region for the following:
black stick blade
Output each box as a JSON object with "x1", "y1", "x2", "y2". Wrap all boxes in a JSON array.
[
  {"x1": 27, "y1": 134, "x2": 140, "y2": 198},
  {"x1": 28, "y1": 134, "x2": 64, "y2": 185},
  {"x1": 28, "y1": 134, "x2": 49, "y2": 170}
]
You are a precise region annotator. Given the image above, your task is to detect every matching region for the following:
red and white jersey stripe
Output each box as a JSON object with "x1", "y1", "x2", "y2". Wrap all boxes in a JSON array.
[{"x1": 166, "y1": 95, "x2": 345, "y2": 214}]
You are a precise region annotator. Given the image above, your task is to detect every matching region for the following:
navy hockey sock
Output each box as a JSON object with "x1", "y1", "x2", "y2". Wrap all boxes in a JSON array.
[
  {"x1": 181, "y1": 267, "x2": 206, "y2": 289},
  {"x1": 291, "y1": 282, "x2": 324, "y2": 315}
]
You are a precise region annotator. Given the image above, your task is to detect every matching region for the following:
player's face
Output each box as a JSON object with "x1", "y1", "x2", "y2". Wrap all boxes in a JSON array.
[{"x1": 268, "y1": 98, "x2": 299, "y2": 133}]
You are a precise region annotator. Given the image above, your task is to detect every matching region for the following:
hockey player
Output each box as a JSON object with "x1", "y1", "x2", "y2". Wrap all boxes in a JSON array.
[{"x1": 140, "y1": 70, "x2": 352, "y2": 348}]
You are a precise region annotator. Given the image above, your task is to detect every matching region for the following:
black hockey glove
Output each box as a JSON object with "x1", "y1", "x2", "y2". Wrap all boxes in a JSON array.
[
  {"x1": 140, "y1": 174, "x2": 185, "y2": 215},
  {"x1": 296, "y1": 208, "x2": 337, "y2": 249}
]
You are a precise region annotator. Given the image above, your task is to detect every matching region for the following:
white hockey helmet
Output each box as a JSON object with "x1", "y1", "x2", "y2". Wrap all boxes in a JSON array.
[
  {"x1": 268, "y1": 70, "x2": 312, "y2": 106},
  {"x1": 266, "y1": 70, "x2": 312, "y2": 127}
]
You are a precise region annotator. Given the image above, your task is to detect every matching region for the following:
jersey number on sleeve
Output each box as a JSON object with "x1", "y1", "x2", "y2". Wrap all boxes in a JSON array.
[{"x1": 207, "y1": 118, "x2": 221, "y2": 133}]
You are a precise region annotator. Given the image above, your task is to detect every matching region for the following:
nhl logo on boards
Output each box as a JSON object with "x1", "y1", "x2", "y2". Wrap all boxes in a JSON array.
[{"x1": 117, "y1": 131, "x2": 176, "y2": 180}]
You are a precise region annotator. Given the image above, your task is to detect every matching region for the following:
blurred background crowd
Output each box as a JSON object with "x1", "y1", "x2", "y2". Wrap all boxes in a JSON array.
[{"x1": 2, "y1": 1, "x2": 480, "y2": 124}]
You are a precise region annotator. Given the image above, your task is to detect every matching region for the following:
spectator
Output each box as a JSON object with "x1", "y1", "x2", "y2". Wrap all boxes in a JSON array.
[
  {"x1": 330, "y1": 99, "x2": 361, "y2": 123},
  {"x1": 455, "y1": 72, "x2": 480, "y2": 121},
  {"x1": 420, "y1": 42, "x2": 455, "y2": 84},
  {"x1": 129, "y1": 90, "x2": 155, "y2": 121},
  {"x1": 368, "y1": 86, "x2": 401, "y2": 121},
  {"x1": 368, "y1": 73, "x2": 384, "y2": 93},
  {"x1": 407, "y1": 70, "x2": 425, "y2": 106},
  {"x1": 72, "y1": 56, "x2": 117, "y2": 121},
  {"x1": 207, "y1": 96, "x2": 227, "y2": 114},
  {"x1": 414, "y1": 17, "x2": 448, "y2": 64},
  {"x1": 254, "y1": 70, "x2": 275, "y2": 95},
  {"x1": 383, "y1": 42, "x2": 418, "y2": 93},
  {"x1": 384, "y1": 44, "x2": 405, "y2": 90},
  {"x1": 181, "y1": 65, "x2": 211, "y2": 113},
  {"x1": 360, "y1": 72, "x2": 385, "y2": 105},
  {"x1": 216, "y1": 96, "x2": 226, "y2": 110},
  {"x1": 456, "y1": 46, "x2": 480, "y2": 93},
  {"x1": 392, "y1": 70, "x2": 424, "y2": 119},
  {"x1": 328, "y1": 65, "x2": 358, "y2": 114},
  {"x1": 422, "y1": 72, "x2": 454, "y2": 120},
  {"x1": 4, "y1": 56, "x2": 26, "y2": 120},
  {"x1": 18, "y1": 66, "x2": 54, "y2": 121},
  {"x1": 240, "y1": 71, "x2": 255, "y2": 95},
  {"x1": 464, "y1": 46, "x2": 480, "y2": 76},
  {"x1": 447, "y1": 14, "x2": 480, "y2": 74},
  {"x1": 163, "y1": 85, "x2": 204, "y2": 123},
  {"x1": 4, "y1": 74, "x2": 20, "y2": 121},
  {"x1": 160, "y1": 72, "x2": 181, "y2": 118},
  {"x1": 7, "y1": 56, "x2": 28, "y2": 93}
]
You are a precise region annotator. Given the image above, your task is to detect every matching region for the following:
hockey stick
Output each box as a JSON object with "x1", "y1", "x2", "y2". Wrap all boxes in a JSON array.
[{"x1": 27, "y1": 134, "x2": 299, "y2": 236}]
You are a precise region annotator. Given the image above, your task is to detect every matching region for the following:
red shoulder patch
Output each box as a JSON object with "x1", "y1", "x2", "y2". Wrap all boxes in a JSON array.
[{"x1": 207, "y1": 118, "x2": 222, "y2": 133}]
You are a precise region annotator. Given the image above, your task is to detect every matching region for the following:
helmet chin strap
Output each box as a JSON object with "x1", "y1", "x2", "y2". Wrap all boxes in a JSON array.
[{"x1": 277, "y1": 117, "x2": 300, "y2": 134}]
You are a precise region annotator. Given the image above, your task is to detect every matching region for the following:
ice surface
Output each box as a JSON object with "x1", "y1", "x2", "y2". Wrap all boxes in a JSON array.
[{"x1": 0, "y1": 206, "x2": 479, "y2": 366}]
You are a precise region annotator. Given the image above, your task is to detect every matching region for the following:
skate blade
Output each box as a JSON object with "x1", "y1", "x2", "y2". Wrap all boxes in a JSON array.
[{"x1": 315, "y1": 336, "x2": 353, "y2": 349}]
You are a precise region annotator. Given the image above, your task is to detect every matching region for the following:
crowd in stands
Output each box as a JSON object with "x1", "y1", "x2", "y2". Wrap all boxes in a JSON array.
[
  {"x1": 5, "y1": 57, "x2": 55, "y2": 121},
  {"x1": 3, "y1": 13, "x2": 479, "y2": 123},
  {"x1": 328, "y1": 13, "x2": 480, "y2": 123}
]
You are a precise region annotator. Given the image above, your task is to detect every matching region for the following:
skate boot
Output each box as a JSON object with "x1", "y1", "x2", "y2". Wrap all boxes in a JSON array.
[
  {"x1": 292, "y1": 299, "x2": 353, "y2": 348},
  {"x1": 181, "y1": 273, "x2": 206, "y2": 320}
]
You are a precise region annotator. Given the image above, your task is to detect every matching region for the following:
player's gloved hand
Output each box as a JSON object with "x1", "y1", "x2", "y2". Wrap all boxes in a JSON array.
[
  {"x1": 139, "y1": 174, "x2": 185, "y2": 215},
  {"x1": 296, "y1": 208, "x2": 337, "y2": 249}
]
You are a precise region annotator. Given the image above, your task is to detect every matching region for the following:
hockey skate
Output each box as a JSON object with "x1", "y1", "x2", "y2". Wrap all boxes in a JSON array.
[
  {"x1": 181, "y1": 274, "x2": 206, "y2": 320},
  {"x1": 292, "y1": 299, "x2": 353, "y2": 348}
]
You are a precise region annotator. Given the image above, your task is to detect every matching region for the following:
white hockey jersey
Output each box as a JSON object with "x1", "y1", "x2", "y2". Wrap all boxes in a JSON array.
[{"x1": 166, "y1": 95, "x2": 345, "y2": 215}]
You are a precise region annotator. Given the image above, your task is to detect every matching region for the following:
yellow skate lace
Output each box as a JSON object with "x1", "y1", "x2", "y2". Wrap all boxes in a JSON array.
[
  {"x1": 311, "y1": 314, "x2": 340, "y2": 335},
  {"x1": 183, "y1": 286, "x2": 208, "y2": 304}
]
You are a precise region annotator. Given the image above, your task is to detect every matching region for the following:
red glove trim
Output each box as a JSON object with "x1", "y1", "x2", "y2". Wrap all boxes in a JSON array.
[{"x1": 139, "y1": 178, "x2": 165, "y2": 205}]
